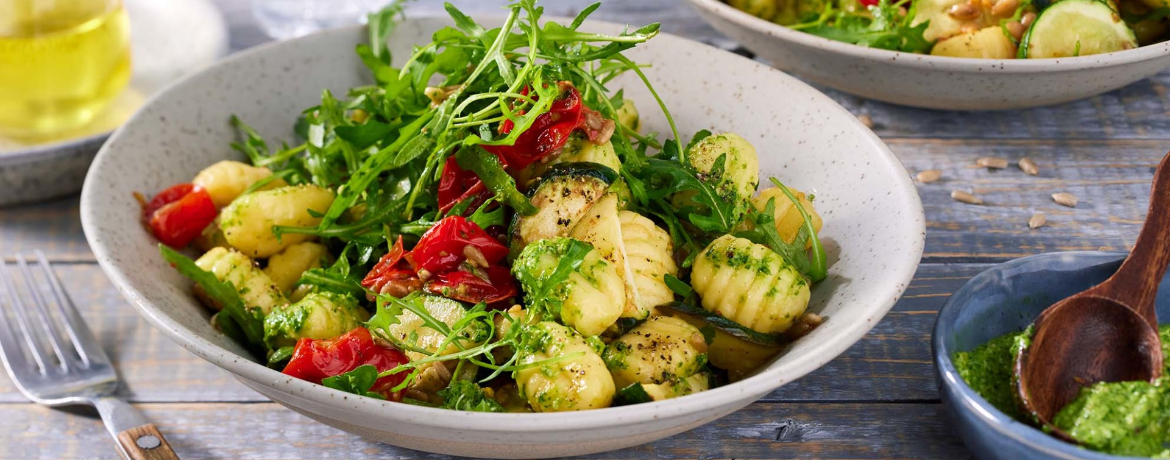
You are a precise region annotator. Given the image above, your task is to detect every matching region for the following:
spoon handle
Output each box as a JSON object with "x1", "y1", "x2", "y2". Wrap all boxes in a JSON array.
[{"x1": 1092, "y1": 151, "x2": 1170, "y2": 327}]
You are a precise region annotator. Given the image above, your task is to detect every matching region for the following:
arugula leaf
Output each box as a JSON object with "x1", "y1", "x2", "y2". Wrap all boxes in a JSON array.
[
  {"x1": 438, "y1": 379, "x2": 504, "y2": 412},
  {"x1": 733, "y1": 179, "x2": 828, "y2": 282},
  {"x1": 322, "y1": 364, "x2": 386, "y2": 400},
  {"x1": 795, "y1": 0, "x2": 932, "y2": 53},
  {"x1": 159, "y1": 245, "x2": 267, "y2": 357},
  {"x1": 468, "y1": 197, "x2": 505, "y2": 229},
  {"x1": 267, "y1": 345, "x2": 295, "y2": 369},
  {"x1": 454, "y1": 146, "x2": 537, "y2": 215},
  {"x1": 334, "y1": 120, "x2": 396, "y2": 150}
]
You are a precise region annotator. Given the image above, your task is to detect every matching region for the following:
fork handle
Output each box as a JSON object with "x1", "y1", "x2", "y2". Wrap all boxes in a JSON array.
[{"x1": 116, "y1": 424, "x2": 179, "y2": 460}]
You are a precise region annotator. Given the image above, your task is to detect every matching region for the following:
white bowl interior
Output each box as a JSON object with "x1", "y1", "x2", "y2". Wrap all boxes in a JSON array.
[{"x1": 81, "y1": 16, "x2": 925, "y2": 457}]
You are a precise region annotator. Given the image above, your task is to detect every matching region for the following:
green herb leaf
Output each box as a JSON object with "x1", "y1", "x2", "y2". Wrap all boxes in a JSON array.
[
  {"x1": 321, "y1": 364, "x2": 386, "y2": 400},
  {"x1": 159, "y1": 245, "x2": 267, "y2": 357},
  {"x1": 795, "y1": 0, "x2": 932, "y2": 53},
  {"x1": 454, "y1": 146, "x2": 537, "y2": 215},
  {"x1": 438, "y1": 379, "x2": 504, "y2": 412}
]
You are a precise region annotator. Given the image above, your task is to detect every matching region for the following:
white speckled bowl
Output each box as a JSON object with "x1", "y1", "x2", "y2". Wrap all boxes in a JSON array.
[
  {"x1": 684, "y1": 0, "x2": 1170, "y2": 110},
  {"x1": 80, "y1": 16, "x2": 925, "y2": 458}
]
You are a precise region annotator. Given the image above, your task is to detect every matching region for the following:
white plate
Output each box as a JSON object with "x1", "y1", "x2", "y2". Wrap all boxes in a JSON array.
[
  {"x1": 81, "y1": 16, "x2": 925, "y2": 458},
  {"x1": 684, "y1": 0, "x2": 1170, "y2": 110}
]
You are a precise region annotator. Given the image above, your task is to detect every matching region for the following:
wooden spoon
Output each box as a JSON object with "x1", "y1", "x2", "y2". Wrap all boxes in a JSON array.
[{"x1": 1014, "y1": 151, "x2": 1168, "y2": 438}]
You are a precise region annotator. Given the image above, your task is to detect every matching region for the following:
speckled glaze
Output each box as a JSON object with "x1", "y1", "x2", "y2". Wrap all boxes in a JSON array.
[
  {"x1": 81, "y1": 17, "x2": 925, "y2": 458},
  {"x1": 0, "y1": 134, "x2": 108, "y2": 207},
  {"x1": 934, "y1": 252, "x2": 1169, "y2": 460},
  {"x1": 684, "y1": 0, "x2": 1170, "y2": 110}
]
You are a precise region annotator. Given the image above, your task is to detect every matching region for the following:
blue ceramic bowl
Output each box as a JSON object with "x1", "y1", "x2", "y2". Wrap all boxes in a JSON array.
[{"x1": 934, "y1": 251, "x2": 1168, "y2": 460}]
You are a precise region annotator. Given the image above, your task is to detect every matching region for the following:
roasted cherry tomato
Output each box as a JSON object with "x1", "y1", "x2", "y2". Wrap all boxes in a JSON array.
[
  {"x1": 281, "y1": 327, "x2": 410, "y2": 401},
  {"x1": 424, "y1": 265, "x2": 517, "y2": 306},
  {"x1": 437, "y1": 156, "x2": 493, "y2": 214},
  {"x1": 484, "y1": 82, "x2": 613, "y2": 171},
  {"x1": 411, "y1": 216, "x2": 508, "y2": 274},
  {"x1": 361, "y1": 236, "x2": 423, "y2": 298},
  {"x1": 143, "y1": 183, "x2": 217, "y2": 248}
]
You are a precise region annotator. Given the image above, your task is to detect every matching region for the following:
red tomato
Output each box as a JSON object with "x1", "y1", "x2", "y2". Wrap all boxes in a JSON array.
[
  {"x1": 143, "y1": 183, "x2": 217, "y2": 248},
  {"x1": 411, "y1": 216, "x2": 508, "y2": 274},
  {"x1": 860, "y1": 0, "x2": 880, "y2": 5},
  {"x1": 436, "y1": 156, "x2": 493, "y2": 214},
  {"x1": 423, "y1": 266, "x2": 517, "y2": 306},
  {"x1": 281, "y1": 327, "x2": 410, "y2": 401},
  {"x1": 361, "y1": 236, "x2": 423, "y2": 298},
  {"x1": 484, "y1": 82, "x2": 613, "y2": 172}
]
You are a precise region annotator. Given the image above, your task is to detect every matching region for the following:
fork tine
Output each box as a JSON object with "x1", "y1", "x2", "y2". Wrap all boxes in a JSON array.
[
  {"x1": 16, "y1": 254, "x2": 72, "y2": 371},
  {"x1": 0, "y1": 260, "x2": 50, "y2": 374},
  {"x1": 0, "y1": 270, "x2": 30, "y2": 374},
  {"x1": 35, "y1": 250, "x2": 102, "y2": 366}
]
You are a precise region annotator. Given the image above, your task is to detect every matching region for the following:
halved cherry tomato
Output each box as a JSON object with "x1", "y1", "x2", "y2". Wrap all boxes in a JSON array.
[
  {"x1": 423, "y1": 266, "x2": 517, "y2": 306},
  {"x1": 361, "y1": 236, "x2": 423, "y2": 298},
  {"x1": 437, "y1": 156, "x2": 493, "y2": 214},
  {"x1": 484, "y1": 82, "x2": 613, "y2": 172},
  {"x1": 143, "y1": 183, "x2": 217, "y2": 248},
  {"x1": 281, "y1": 327, "x2": 410, "y2": 401},
  {"x1": 411, "y1": 216, "x2": 507, "y2": 274}
]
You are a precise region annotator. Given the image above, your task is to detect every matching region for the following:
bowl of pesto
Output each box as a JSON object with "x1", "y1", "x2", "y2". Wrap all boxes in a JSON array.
[{"x1": 934, "y1": 251, "x2": 1169, "y2": 460}]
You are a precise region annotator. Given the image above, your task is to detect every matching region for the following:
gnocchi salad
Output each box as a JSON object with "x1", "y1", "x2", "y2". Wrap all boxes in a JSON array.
[
  {"x1": 142, "y1": 0, "x2": 830, "y2": 412},
  {"x1": 728, "y1": 0, "x2": 1168, "y2": 58}
]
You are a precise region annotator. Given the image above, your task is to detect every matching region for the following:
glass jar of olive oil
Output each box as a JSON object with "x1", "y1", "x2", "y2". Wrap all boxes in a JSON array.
[{"x1": 0, "y1": 0, "x2": 131, "y2": 140}]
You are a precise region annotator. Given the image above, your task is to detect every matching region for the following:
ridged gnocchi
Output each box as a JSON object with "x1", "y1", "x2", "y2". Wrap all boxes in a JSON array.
[
  {"x1": 263, "y1": 291, "x2": 369, "y2": 348},
  {"x1": 690, "y1": 235, "x2": 811, "y2": 334},
  {"x1": 603, "y1": 316, "x2": 708, "y2": 389},
  {"x1": 516, "y1": 321, "x2": 615, "y2": 412},
  {"x1": 679, "y1": 132, "x2": 760, "y2": 223},
  {"x1": 219, "y1": 184, "x2": 335, "y2": 258},
  {"x1": 194, "y1": 247, "x2": 287, "y2": 315},
  {"x1": 618, "y1": 210, "x2": 677, "y2": 313},
  {"x1": 512, "y1": 238, "x2": 625, "y2": 337},
  {"x1": 263, "y1": 241, "x2": 329, "y2": 294},
  {"x1": 192, "y1": 160, "x2": 285, "y2": 207}
]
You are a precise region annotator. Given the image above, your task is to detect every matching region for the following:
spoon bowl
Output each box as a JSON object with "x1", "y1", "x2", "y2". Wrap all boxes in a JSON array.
[
  {"x1": 1015, "y1": 296, "x2": 1163, "y2": 433},
  {"x1": 1013, "y1": 150, "x2": 1170, "y2": 435}
]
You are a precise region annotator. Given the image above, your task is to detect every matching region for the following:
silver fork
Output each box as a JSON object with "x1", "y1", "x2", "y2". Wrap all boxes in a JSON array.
[{"x1": 0, "y1": 251, "x2": 179, "y2": 460}]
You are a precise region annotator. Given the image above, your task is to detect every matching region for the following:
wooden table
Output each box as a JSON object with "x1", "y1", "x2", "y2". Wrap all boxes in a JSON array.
[{"x1": 2, "y1": 1, "x2": 1166, "y2": 458}]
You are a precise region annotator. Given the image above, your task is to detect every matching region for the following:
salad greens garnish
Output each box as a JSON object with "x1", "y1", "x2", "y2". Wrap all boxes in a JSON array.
[
  {"x1": 792, "y1": 0, "x2": 932, "y2": 53},
  {"x1": 322, "y1": 364, "x2": 387, "y2": 400}
]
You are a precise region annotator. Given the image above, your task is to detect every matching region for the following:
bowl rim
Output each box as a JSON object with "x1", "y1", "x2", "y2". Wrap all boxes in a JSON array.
[
  {"x1": 686, "y1": 0, "x2": 1170, "y2": 73},
  {"x1": 81, "y1": 18, "x2": 925, "y2": 431},
  {"x1": 932, "y1": 251, "x2": 1157, "y2": 460}
]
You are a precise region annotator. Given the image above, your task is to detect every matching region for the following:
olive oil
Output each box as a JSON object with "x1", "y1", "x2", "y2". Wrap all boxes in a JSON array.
[{"x1": 0, "y1": 1, "x2": 131, "y2": 139}]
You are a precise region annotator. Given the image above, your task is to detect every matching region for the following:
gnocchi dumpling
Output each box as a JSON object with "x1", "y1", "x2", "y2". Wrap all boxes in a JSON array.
[
  {"x1": 672, "y1": 312, "x2": 781, "y2": 381},
  {"x1": 690, "y1": 235, "x2": 810, "y2": 334},
  {"x1": 194, "y1": 247, "x2": 287, "y2": 315},
  {"x1": 263, "y1": 291, "x2": 369, "y2": 349},
  {"x1": 603, "y1": 316, "x2": 708, "y2": 389},
  {"x1": 515, "y1": 321, "x2": 615, "y2": 412},
  {"x1": 192, "y1": 160, "x2": 285, "y2": 207},
  {"x1": 678, "y1": 132, "x2": 760, "y2": 224},
  {"x1": 618, "y1": 210, "x2": 677, "y2": 313},
  {"x1": 641, "y1": 372, "x2": 712, "y2": 401},
  {"x1": 749, "y1": 186, "x2": 823, "y2": 248},
  {"x1": 263, "y1": 241, "x2": 329, "y2": 294},
  {"x1": 569, "y1": 195, "x2": 677, "y2": 320},
  {"x1": 512, "y1": 238, "x2": 625, "y2": 336},
  {"x1": 219, "y1": 184, "x2": 335, "y2": 258},
  {"x1": 615, "y1": 98, "x2": 640, "y2": 134}
]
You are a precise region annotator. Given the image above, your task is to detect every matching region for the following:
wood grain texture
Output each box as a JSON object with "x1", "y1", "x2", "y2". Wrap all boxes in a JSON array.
[
  {"x1": 0, "y1": 402, "x2": 969, "y2": 460},
  {"x1": 116, "y1": 424, "x2": 180, "y2": 460},
  {"x1": 0, "y1": 263, "x2": 983, "y2": 404}
]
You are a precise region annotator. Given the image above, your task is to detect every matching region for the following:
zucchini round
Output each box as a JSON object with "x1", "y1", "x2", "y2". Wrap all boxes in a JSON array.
[
  {"x1": 507, "y1": 162, "x2": 617, "y2": 258},
  {"x1": 1020, "y1": 0, "x2": 1138, "y2": 58},
  {"x1": 661, "y1": 301, "x2": 785, "y2": 347}
]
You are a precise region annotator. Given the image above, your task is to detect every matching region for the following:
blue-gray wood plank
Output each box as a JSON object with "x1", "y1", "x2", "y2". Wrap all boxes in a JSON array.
[{"x1": 1, "y1": 0, "x2": 1168, "y2": 458}]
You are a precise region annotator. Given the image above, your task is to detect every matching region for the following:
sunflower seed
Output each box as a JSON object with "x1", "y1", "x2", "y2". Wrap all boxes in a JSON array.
[
  {"x1": 951, "y1": 190, "x2": 983, "y2": 205},
  {"x1": 1018, "y1": 157, "x2": 1039, "y2": 175},
  {"x1": 976, "y1": 157, "x2": 1009, "y2": 169},
  {"x1": 857, "y1": 114, "x2": 874, "y2": 128},
  {"x1": 1028, "y1": 213, "x2": 1047, "y2": 229},
  {"x1": 916, "y1": 169, "x2": 942, "y2": 183},
  {"x1": 1052, "y1": 192, "x2": 1078, "y2": 207}
]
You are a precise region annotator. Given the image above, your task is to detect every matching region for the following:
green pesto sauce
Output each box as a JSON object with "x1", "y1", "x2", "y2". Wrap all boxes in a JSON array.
[{"x1": 955, "y1": 325, "x2": 1170, "y2": 458}]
